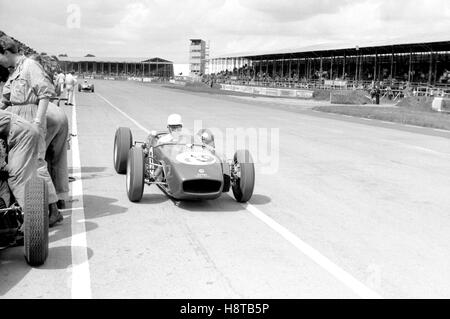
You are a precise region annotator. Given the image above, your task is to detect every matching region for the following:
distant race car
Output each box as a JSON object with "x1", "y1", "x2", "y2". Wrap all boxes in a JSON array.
[
  {"x1": 78, "y1": 80, "x2": 94, "y2": 92},
  {"x1": 113, "y1": 127, "x2": 255, "y2": 203}
]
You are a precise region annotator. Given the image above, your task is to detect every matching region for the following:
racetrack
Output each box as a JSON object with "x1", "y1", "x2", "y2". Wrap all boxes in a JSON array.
[{"x1": 1, "y1": 79, "x2": 450, "y2": 298}]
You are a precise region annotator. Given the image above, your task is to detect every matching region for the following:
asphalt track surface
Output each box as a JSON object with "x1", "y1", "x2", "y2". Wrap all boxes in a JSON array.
[{"x1": 1, "y1": 79, "x2": 450, "y2": 299}]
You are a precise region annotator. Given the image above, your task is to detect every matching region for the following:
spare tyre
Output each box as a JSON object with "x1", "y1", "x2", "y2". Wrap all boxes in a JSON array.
[{"x1": 23, "y1": 176, "x2": 49, "y2": 266}]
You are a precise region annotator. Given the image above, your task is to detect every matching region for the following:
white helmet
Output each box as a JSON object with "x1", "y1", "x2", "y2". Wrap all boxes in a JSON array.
[{"x1": 167, "y1": 113, "x2": 182, "y2": 126}]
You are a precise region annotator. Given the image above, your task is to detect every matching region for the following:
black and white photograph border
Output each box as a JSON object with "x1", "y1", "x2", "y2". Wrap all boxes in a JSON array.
[{"x1": 0, "y1": 0, "x2": 450, "y2": 307}]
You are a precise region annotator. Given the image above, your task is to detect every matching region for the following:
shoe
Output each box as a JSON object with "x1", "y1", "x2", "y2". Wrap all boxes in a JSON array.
[
  {"x1": 57, "y1": 200, "x2": 66, "y2": 210},
  {"x1": 49, "y1": 203, "x2": 64, "y2": 227},
  {"x1": 64, "y1": 102, "x2": 69, "y2": 105}
]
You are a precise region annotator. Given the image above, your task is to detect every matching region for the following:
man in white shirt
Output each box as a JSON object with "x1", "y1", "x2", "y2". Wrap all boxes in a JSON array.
[
  {"x1": 64, "y1": 71, "x2": 77, "y2": 105},
  {"x1": 56, "y1": 72, "x2": 65, "y2": 97}
]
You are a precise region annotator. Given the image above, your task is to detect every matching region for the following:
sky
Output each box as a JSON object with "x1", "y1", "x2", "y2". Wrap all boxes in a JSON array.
[{"x1": 1, "y1": 0, "x2": 449, "y2": 63}]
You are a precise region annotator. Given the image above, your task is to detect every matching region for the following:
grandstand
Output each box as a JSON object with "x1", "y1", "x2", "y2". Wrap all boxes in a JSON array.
[
  {"x1": 0, "y1": 30, "x2": 174, "y2": 80},
  {"x1": 58, "y1": 56, "x2": 174, "y2": 79},
  {"x1": 207, "y1": 39, "x2": 450, "y2": 95}
]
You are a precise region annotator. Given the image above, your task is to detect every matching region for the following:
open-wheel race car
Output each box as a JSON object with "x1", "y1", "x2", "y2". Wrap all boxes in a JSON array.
[
  {"x1": 0, "y1": 162, "x2": 49, "y2": 266},
  {"x1": 113, "y1": 127, "x2": 255, "y2": 203},
  {"x1": 78, "y1": 80, "x2": 94, "y2": 92}
]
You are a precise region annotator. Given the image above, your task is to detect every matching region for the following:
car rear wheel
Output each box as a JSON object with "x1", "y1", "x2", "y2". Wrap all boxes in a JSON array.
[
  {"x1": 126, "y1": 147, "x2": 145, "y2": 202},
  {"x1": 114, "y1": 127, "x2": 132, "y2": 174},
  {"x1": 231, "y1": 150, "x2": 255, "y2": 203},
  {"x1": 23, "y1": 176, "x2": 49, "y2": 266}
]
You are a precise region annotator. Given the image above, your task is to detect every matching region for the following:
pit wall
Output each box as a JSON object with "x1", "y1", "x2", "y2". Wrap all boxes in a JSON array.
[
  {"x1": 432, "y1": 98, "x2": 450, "y2": 112},
  {"x1": 219, "y1": 84, "x2": 314, "y2": 99},
  {"x1": 82, "y1": 75, "x2": 161, "y2": 82}
]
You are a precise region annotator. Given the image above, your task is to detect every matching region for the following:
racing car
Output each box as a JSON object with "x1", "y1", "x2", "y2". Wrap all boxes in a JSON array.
[
  {"x1": 0, "y1": 138, "x2": 49, "y2": 266},
  {"x1": 113, "y1": 127, "x2": 255, "y2": 203},
  {"x1": 78, "y1": 80, "x2": 94, "y2": 92}
]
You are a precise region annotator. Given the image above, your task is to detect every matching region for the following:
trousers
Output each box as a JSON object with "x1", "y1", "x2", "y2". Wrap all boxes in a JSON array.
[
  {"x1": 45, "y1": 103, "x2": 69, "y2": 201},
  {"x1": 66, "y1": 87, "x2": 74, "y2": 105},
  {"x1": 6, "y1": 114, "x2": 39, "y2": 207},
  {"x1": 7, "y1": 104, "x2": 58, "y2": 204}
]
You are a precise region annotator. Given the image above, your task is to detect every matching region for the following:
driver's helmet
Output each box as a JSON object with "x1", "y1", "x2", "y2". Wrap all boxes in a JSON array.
[
  {"x1": 167, "y1": 114, "x2": 183, "y2": 133},
  {"x1": 197, "y1": 128, "x2": 215, "y2": 148}
]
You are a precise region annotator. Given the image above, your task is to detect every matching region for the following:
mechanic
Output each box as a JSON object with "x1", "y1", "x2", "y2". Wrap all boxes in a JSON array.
[
  {"x1": 29, "y1": 55, "x2": 70, "y2": 209},
  {"x1": 0, "y1": 110, "x2": 39, "y2": 208},
  {"x1": 64, "y1": 70, "x2": 76, "y2": 106},
  {"x1": 158, "y1": 113, "x2": 184, "y2": 144},
  {"x1": 0, "y1": 35, "x2": 63, "y2": 227},
  {"x1": 45, "y1": 102, "x2": 69, "y2": 209},
  {"x1": 20, "y1": 55, "x2": 70, "y2": 209}
]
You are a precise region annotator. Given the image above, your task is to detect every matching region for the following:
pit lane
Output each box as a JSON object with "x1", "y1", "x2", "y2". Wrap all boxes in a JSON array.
[{"x1": 1, "y1": 79, "x2": 450, "y2": 298}]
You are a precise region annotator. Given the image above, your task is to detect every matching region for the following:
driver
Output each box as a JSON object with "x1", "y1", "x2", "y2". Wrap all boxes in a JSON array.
[{"x1": 158, "y1": 113, "x2": 183, "y2": 144}]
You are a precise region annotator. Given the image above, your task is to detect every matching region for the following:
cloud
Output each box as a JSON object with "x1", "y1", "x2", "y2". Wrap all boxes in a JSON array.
[
  {"x1": 238, "y1": 0, "x2": 358, "y2": 21},
  {"x1": 0, "y1": 0, "x2": 449, "y2": 63}
]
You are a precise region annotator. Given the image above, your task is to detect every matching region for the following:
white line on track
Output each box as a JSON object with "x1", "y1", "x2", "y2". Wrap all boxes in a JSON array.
[
  {"x1": 433, "y1": 128, "x2": 450, "y2": 133},
  {"x1": 70, "y1": 94, "x2": 92, "y2": 299},
  {"x1": 403, "y1": 144, "x2": 450, "y2": 157},
  {"x1": 96, "y1": 93, "x2": 150, "y2": 134},
  {"x1": 97, "y1": 92, "x2": 382, "y2": 299},
  {"x1": 60, "y1": 207, "x2": 84, "y2": 212},
  {"x1": 245, "y1": 204, "x2": 382, "y2": 299}
]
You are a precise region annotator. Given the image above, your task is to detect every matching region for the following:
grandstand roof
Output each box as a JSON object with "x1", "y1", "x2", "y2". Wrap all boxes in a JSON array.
[
  {"x1": 211, "y1": 36, "x2": 450, "y2": 60},
  {"x1": 58, "y1": 56, "x2": 172, "y2": 64}
]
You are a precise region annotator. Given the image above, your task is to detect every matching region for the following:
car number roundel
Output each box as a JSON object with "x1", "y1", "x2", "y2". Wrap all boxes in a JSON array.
[{"x1": 176, "y1": 151, "x2": 216, "y2": 165}]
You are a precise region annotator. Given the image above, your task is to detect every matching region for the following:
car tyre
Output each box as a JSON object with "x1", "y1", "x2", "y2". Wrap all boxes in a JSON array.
[
  {"x1": 231, "y1": 150, "x2": 255, "y2": 203},
  {"x1": 23, "y1": 176, "x2": 49, "y2": 266},
  {"x1": 114, "y1": 127, "x2": 132, "y2": 174},
  {"x1": 126, "y1": 147, "x2": 144, "y2": 202}
]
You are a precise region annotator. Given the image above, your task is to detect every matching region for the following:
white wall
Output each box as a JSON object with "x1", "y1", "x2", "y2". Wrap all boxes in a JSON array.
[{"x1": 173, "y1": 63, "x2": 190, "y2": 76}]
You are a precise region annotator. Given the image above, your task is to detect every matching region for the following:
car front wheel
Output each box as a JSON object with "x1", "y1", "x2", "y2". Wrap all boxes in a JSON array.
[
  {"x1": 126, "y1": 147, "x2": 145, "y2": 202},
  {"x1": 231, "y1": 149, "x2": 255, "y2": 203},
  {"x1": 113, "y1": 127, "x2": 132, "y2": 174}
]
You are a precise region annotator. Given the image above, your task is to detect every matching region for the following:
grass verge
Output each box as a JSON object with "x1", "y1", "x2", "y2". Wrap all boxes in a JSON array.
[{"x1": 313, "y1": 105, "x2": 450, "y2": 131}]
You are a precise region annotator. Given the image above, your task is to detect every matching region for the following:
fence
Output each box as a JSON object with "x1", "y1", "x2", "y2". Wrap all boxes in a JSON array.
[
  {"x1": 80, "y1": 74, "x2": 169, "y2": 83},
  {"x1": 220, "y1": 84, "x2": 314, "y2": 99},
  {"x1": 212, "y1": 78, "x2": 450, "y2": 99}
]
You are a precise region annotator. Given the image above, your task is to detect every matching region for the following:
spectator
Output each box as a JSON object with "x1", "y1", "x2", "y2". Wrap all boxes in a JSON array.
[{"x1": 65, "y1": 70, "x2": 77, "y2": 105}]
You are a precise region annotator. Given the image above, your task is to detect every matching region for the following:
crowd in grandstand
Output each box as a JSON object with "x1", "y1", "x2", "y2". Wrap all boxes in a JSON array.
[{"x1": 202, "y1": 63, "x2": 450, "y2": 99}]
